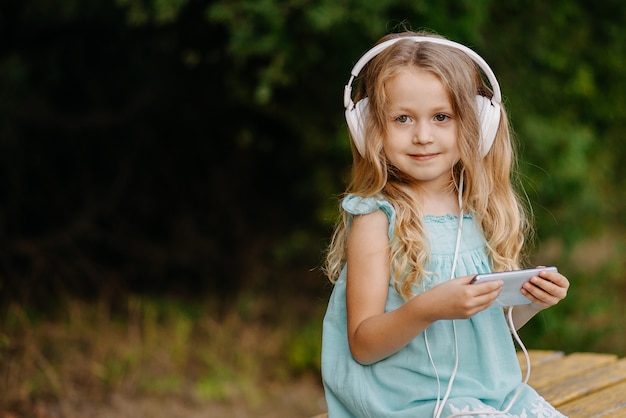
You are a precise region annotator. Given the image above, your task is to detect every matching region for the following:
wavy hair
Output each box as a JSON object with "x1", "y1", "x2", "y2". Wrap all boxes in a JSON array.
[{"x1": 324, "y1": 31, "x2": 532, "y2": 300}]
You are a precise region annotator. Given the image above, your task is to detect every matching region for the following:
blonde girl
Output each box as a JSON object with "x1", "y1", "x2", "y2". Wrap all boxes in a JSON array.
[{"x1": 321, "y1": 31, "x2": 569, "y2": 418}]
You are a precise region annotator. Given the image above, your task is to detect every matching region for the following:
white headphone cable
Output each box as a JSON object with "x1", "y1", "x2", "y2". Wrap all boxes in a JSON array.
[
  {"x1": 431, "y1": 172, "x2": 464, "y2": 418},
  {"x1": 433, "y1": 320, "x2": 460, "y2": 418},
  {"x1": 425, "y1": 330, "x2": 443, "y2": 416}
]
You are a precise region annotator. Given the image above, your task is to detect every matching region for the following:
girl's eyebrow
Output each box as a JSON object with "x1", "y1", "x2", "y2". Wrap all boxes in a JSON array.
[{"x1": 389, "y1": 104, "x2": 454, "y2": 114}]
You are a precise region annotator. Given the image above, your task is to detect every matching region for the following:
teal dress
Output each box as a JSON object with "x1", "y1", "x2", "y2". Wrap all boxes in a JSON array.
[{"x1": 321, "y1": 195, "x2": 565, "y2": 418}]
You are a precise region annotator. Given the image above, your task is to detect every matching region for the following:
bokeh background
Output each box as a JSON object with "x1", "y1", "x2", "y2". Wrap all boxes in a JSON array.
[{"x1": 1, "y1": 1, "x2": 625, "y2": 417}]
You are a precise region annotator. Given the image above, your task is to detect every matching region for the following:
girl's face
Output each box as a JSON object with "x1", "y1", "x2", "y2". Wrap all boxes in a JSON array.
[{"x1": 383, "y1": 67, "x2": 460, "y2": 192}]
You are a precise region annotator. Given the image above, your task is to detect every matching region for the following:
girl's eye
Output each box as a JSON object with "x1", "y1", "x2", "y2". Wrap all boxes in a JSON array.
[
  {"x1": 395, "y1": 115, "x2": 410, "y2": 124},
  {"x1": 434, "y1": 114, "x2": 450, "y2": 122}
]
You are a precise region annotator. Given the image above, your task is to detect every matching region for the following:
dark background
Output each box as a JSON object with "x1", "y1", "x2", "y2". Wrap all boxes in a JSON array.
[{"x1": 0, "y1": 0, "x2": 337, "y2": 305}]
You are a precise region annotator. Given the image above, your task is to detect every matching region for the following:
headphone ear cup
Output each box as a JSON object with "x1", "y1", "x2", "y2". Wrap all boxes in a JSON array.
[
  {"x1": 475, "y1": 95, "x2": 501, "y2": 157},
  {"x1": 345, "y1": 97, "x2": 369, "y2": 156}
]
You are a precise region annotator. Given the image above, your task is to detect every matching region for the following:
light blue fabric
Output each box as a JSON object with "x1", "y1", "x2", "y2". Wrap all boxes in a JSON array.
[{"x1": 321, "y1": 195, "x2": 566, "y2": 418}]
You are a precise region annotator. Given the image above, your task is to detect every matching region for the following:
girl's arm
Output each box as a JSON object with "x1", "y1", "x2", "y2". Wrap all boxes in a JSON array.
[
  {"x1": 346, "y1": 210, "x2": 503, "y2": 365},
  {"x1": 510, "y1": 268, "x2": 570, "y2": 330}
]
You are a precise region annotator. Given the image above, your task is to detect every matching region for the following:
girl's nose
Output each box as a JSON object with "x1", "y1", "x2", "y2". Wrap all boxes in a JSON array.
[{"x1": 412, "y1": 121, "x2": 433, "y2": 144}]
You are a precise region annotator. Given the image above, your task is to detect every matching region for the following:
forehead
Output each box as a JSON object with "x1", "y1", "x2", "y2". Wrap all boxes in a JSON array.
[{"x1": 384, "y1": 67, "x2": 451, "y2": 108}]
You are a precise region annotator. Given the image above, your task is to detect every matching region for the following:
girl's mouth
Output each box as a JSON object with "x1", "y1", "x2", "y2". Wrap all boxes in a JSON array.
[{"x1": 409, "y1": 153, "x2": 438, "y2": 160}]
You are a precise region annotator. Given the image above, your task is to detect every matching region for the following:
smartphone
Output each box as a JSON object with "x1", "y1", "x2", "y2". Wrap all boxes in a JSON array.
[{"x1": 470, "y1": 266, "x2": 558, "y2": 306}]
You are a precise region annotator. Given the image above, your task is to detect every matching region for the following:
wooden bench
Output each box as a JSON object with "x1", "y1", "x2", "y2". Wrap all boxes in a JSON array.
[{"x1": 312, "y1": 350, "x2": 626, "y2": 418}]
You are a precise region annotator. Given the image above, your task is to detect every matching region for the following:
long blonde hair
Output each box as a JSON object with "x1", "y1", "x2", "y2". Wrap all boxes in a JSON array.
[{"x1": 324, "y1": 31, "x2": 532, "y2": 299}]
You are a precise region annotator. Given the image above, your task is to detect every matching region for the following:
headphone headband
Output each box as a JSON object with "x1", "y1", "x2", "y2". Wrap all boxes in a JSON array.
[{"x1": 343, "y1": 36, "x2": 501, "y2": 110}]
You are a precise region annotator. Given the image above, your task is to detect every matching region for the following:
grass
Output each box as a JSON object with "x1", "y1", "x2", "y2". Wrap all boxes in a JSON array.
[{"x1": 0, "y1": 293, "x2": 327, "y2": 417}]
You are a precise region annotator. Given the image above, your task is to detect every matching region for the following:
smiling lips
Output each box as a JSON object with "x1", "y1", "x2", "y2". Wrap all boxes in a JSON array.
[{"x1": 409, "y1": 152, "x2": 439, "y2": 161}]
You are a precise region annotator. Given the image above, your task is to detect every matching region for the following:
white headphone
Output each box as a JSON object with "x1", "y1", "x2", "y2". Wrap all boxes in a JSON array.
[{"x1": 343, "y1": 36, "x2": 502, "y2": 158}]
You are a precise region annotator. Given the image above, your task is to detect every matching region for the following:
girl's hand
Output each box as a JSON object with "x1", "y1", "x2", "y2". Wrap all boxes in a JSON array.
[
  {"x1": 520, "y1": 267, "x2": 569, "y2": 310},
  {"x1": 426, "y1": 275, "x2": 503, "y2": 320}
]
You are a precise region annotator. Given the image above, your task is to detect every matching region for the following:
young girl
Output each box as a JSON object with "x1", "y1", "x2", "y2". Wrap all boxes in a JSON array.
[{"x1": 321, "y1": 31, "x2": 570, "y2": 418}]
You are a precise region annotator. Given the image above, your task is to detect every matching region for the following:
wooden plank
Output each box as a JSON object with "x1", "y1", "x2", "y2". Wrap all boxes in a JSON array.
[
  {"x1": 518, "y1": 350, "x2": 564, "y2": 375},
  {"x1": 528, "y1": 352, "x2": 618, "y2": 389},
  {"x1": 558, "y1": 379, "x2": 626, "y2": 417},
  {"x1": 538, "y1": 357, "x2": 626, "y2": 407}
]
